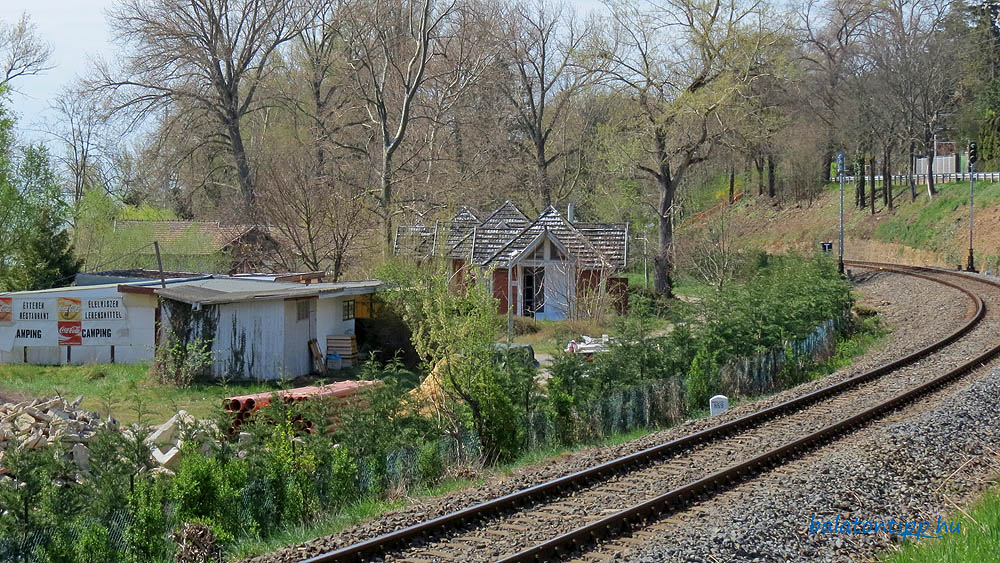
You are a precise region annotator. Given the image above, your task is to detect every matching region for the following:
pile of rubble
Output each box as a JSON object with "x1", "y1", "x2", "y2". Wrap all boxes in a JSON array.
[
  {"x1": 0, "y1": 396, "x2": 112, "y2": 472},
  {"x1": 0, "y1": 396, "x2": 212, "y2": 475}
]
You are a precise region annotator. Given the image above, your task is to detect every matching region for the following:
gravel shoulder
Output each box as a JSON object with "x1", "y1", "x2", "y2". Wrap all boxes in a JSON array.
[
  {"x1": 248, "y1": 270, "x2": 969, "y2": 562},
  {"x1": 625, "y1": 363, "x2": 1000, "y2": 563}
]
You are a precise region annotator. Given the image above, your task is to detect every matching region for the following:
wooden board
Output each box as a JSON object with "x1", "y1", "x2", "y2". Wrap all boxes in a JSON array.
[{"x1": 309, "y1": 338, "x2": 326, "y2": 374}]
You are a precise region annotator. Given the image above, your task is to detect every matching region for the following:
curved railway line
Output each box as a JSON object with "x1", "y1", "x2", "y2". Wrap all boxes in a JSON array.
[{"x1": 296, "y1": 262, "x2": 1000, "y2": 563}]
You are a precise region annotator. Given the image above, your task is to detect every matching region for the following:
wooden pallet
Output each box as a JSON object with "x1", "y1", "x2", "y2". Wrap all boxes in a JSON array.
[{"x1": 326, "y1": 335, "x2": 358, "y2": 367}]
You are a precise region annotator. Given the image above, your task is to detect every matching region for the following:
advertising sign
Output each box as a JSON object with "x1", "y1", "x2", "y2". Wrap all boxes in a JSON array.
[
  {"x1": 58, "y1": 321, "x2": 82, "y2": 346},
  {"x1": 57, "y1": 297, "x2": 82, "y2": 321},
  {"x1": 0, "y1": 297, "x2": 11, "y2": 324},
  {"x1": 3, "y1": 295, "x2": 130, "y2": 347}
]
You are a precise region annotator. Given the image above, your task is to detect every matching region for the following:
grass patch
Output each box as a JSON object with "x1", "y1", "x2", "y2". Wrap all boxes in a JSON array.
[
  {"x1": 513, "y1": 318, "x2": 615, "y2": 356},
  {"x1": 804, "y1": 313, "x2": 889, "y2": 381},
  {"x1": 875, "y1": 181, "x2": 1000, "y2": 251},
  {"x1": 226, "y1": 497, "x2": 406, "y2": 561},
  {"x1": 0, "y1": 363, "x2": 277, "y2": 425},
  {"x1": 882, "y1": 486, "x2": 1000, "y2": 562}
]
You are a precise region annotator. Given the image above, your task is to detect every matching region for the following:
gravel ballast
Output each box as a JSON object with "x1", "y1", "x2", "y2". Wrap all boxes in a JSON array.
[
  {"x1": 625, "y1": 363, "x2": 1000, "y2": 562},
  {"x1": 248, "y1": 270, "x2": 973, "y2": 563}
]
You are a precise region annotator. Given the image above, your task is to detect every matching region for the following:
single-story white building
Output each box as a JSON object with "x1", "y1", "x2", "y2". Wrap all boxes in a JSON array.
[
  {"x1": 150, "y1": 278, "x2": 380, "y2": 380},
  {"x1": 0, "y1": 276, "x2": 381, "y2": 380}
]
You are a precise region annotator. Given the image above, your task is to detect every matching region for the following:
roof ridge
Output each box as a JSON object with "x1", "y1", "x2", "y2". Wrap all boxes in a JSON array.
[
  {"x1": 482, "y1": 208, "x2": 615, "y2": 268},
  {"x1": 478, "y1": 200, "x2": 529, "y2": 226}
]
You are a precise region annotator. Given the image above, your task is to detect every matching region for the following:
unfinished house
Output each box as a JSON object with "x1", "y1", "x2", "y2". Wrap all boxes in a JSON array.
[
  {"x1": 398, "y1": 202, "x2": 628, "y2": 320},
  {"x1": 113, "y1": 220, "x2": 282, "y2": 274}
]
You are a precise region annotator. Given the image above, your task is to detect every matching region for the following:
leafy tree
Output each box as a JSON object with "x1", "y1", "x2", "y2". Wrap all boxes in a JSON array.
[
  {"x1": 0, "y1": 92, "x2": 77, "y2": 291},
  {"x1": 378, "y1": 261, "x2": 525, "y2": 464}
]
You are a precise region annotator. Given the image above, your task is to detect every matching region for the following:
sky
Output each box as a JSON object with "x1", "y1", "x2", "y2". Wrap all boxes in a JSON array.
[
  {"x1": 1, "y1": 1, "x2": 115, "y2": 142},
  {"x1": 1, "y1": 0, "x2": 607, "y2": 144}
]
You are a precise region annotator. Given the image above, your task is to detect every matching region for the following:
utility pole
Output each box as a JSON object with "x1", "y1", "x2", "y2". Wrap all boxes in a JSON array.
[
  {"x1": 967, "y1": 142, "x2": 978, "y2": 272},
  {"x1": 153, "y1": 241, "x2": 167, "y2": 288},
  {"x1": 837, "y1": 151, "x2": 845, "y2": 274}
]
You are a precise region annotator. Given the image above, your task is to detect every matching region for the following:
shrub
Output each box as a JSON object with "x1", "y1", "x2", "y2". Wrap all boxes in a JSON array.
[
  {"x1": 126, "y1": 475, "x2": 171, "y2": 561},
  {"x1": 417, "y1": 442, "x2": 445, "y2": 485},
  {"x1": 152, "y1": 336, "x2": 213, "y2": 388}
]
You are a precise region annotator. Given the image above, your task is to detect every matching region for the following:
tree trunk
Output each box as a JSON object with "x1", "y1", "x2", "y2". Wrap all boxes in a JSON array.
[
  {"x1": 653, "y1": 130, "x2": 675, "y2": 297},
  {"x1": 767, "y1": 154, "x2": 776, "y2": 198},
  {"x1": 883, "y1": 147, "x2": 893, "y2": 209},
  {"x1": 755, "y1": 157, "x2": 764, "y2": 196},
  {"x1": 908, "y1": 142, "x2": 917, "y2": 201},
  {"x1": 858, "y1": 157, "x2": 866, "y2": 208},
  {"x1": 381, "y1": 150, "x2": 394, "y2": 255},
  {"x1": 536, "y1": 132, "x2": 551, "y2": 207},
  {"x1": 869, "y1": 156, "x2": 876, "y2": 215},
  {"x1": 728, "y1": 166, "x2": 735, "y2": 203},
  {"x1": 227, "y1": 119, "x2": 256, "y2": 212},
  {"x1": 822, "y1": 150, "x2": 832, "y2": 183},
  {"x1": 927, "y1": 149, "x2": 936, "y2": 198}
]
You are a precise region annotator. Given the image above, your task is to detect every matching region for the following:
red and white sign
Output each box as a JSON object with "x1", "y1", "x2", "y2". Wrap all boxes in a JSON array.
[
  {"x1": 57, "y1": 321, "x2": 82, "y2": 346},
  {"x1": 0, "y1": 298, "x2": 11, "y2": 324}
]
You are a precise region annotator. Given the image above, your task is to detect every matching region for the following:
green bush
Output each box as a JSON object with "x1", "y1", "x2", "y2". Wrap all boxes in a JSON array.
[
  {"x1": 126, "y1": 475, "x2": 171, "y2": 561},
  {"x1": 417, "y1": 442, "x2": 445, "y2": 485},
  {"x1": 170, "y1": 448, "x2": 246, "y2": 539}
]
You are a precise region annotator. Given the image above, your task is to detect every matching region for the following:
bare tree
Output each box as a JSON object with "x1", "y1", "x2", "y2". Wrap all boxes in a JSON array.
[
  {"x1": 0, "y1": 13, "x2": 52, "y2": 89},
  {"x1": 496, "y1": 0, "x2": 595, "y2": 208},
  {"x1": 89, "y1": 0, "x2": 315, "y2": 212},
  {"x1": 45, "y1": 87, "x2": 116, "y2": 207},
  {"x1": 862, "y1": 0, "x2": 956, "y2": 200},
  {"x1": 797, "y1": 0, "x2": 872, "y2": 184},
  {"x1": 344, "y1": 0, "x2": 457, "y2": 254},
  {"x1": 259, "y1": 146, "x2": 371, "y2": 280},
  {"x1": 601, "y1": 0, "x2": 778, "y2": 296}
]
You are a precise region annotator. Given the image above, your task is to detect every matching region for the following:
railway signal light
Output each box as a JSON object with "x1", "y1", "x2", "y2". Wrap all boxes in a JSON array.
[{"x1": 969, "y1": 141, "x2": 978, "y2": 165}]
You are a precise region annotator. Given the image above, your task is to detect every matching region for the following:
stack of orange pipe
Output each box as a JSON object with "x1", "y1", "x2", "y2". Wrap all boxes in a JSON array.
[{"x1": 224, "y1": 380, "x2": 379, "y2": 435}]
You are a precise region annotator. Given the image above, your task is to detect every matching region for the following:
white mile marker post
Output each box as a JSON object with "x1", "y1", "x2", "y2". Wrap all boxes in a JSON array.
[{"x1": 710, "y1": 394, "x2": 729, "y2": 416}]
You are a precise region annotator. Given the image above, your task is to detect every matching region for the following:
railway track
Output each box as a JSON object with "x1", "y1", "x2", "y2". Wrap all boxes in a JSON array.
[{"x1": 302, "y1": 262, "x2": 1000, "y2": 563}]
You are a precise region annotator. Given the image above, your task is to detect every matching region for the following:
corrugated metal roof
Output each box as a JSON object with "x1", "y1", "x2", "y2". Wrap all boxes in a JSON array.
[
  {"x1": 155, "y1": 279, "x2": 381, "y2": 305},
  {"x1": 0, "y1": 276, "x2": 209, "y2": 296}
]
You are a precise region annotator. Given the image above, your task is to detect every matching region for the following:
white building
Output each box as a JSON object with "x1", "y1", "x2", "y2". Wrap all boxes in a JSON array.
[
  {"x1": 153, "y1": 278, "x2": 380, "y2": 380},
  {"x1": 0, "y1": 276, "x2": 381, "y2": 380},
  {"x1": 0, "y1": 277, "x2": 204, "y2": 365}
]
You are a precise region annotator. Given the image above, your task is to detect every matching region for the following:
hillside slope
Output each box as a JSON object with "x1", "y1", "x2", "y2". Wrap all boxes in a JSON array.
[{"x1": 690, "y1": 180, "x2": 1000, "y2": 272}]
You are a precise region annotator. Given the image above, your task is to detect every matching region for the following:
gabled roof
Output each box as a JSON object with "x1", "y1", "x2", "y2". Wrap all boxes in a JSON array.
[
  {"x1": 575, "y1": 223, "x2": 629, "y2": 269},
  {"x1": 393, "y1": 224, "x2": 437, "y2": 259},
  {"x1": 445, "y1": 208, "x2": 481, "y2": 251},
  {"x1": 478, "y1": 201, "x2": 530, "y2": 230},
  {"x1": 114, "y1": 220, "x2": 266, "y2": 255},
  {"x1": 484, "y1": 207, "x2": 611, "y2": 269},
  {"x1": 399, "y1": 202, "x2": 627, "y2": 271}
]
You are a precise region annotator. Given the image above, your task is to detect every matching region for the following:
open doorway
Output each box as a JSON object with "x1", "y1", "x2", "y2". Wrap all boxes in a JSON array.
[{"x1": 523, "y1": 266, "x2": 545, "y2": 317}]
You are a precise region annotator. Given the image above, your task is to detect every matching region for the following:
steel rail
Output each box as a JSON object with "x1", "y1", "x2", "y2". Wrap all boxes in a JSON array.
[
  {"x1": 499, "y1": 263, "x2": 1000, "y2": 561},
  {"x1": 303, "y1": 263, "x2": 987, "y2": 563}
]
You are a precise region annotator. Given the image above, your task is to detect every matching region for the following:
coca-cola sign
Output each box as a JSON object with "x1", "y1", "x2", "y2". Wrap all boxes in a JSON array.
[
  {"x1": 57, "y1": 297, "x2": 82, "y2": 321},
  {"x1": 58, "y1": 321, "x2": 82, "y2": 346}
]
